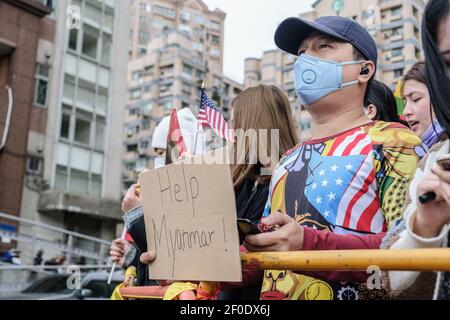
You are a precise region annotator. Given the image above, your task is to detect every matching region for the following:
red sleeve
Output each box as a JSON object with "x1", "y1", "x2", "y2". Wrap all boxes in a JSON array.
[{"x1": 301, "y1": 227, "x2": 385, "y2": 283}]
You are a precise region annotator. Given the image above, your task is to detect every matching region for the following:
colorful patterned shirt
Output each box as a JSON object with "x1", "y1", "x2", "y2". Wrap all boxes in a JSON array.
[{"x1": 260, "y1": 121, "x2": 425, "y2": 300}]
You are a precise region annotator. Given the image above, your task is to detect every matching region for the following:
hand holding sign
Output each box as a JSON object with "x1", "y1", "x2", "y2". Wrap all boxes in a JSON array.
[{"x1": 138, "y1": 149, "x2": 241, "y2": 282}]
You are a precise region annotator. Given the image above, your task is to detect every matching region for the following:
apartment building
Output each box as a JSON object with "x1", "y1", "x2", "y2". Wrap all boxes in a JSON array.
[{"x1": 123, "y1": 0, "x2": 243, "y2": 188}]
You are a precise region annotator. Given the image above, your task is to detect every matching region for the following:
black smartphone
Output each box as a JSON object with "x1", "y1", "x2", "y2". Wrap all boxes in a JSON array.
[
  {"x1": 237, "y1": 218, "x2": 261, "y2": 244},
  {"x1": 419, "y1": 154, "x2": 450, "y2": 204}
]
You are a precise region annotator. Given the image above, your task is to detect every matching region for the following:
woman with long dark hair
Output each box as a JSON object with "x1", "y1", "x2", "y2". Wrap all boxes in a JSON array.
[
  {"x1": 402, "y1": 61, "x2": 446, "y2": 149},
  {"x1": 383, "y1": 0, "x2": 450, "y2": 300}
]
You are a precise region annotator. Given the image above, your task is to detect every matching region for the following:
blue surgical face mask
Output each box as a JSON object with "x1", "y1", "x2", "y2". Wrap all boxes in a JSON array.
[
  {"x1": 294, "y1": 54, "x2": 365, "y2": 106},
  {"x1": 154, "y1": 156, "x2": 165, "y2": 169}
]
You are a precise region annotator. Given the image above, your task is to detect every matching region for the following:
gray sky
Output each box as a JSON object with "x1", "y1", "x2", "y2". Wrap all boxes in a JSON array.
[{"x1": 203, "y1": 0, "x2": 316, "y2": 82}]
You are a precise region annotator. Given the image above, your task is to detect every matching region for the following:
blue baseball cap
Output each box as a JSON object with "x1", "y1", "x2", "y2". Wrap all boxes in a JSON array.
[{"x1": 274, "y1": 16, "x2": 378, "y2": 66}]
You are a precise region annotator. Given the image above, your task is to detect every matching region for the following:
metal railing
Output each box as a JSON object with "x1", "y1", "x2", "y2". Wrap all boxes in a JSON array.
[
  {"x1": 0, "y1": 211, "x2": 115, "y2": 295},
  {"x1": 0, "y1": 211, "x2": 112, "y2": 265}
]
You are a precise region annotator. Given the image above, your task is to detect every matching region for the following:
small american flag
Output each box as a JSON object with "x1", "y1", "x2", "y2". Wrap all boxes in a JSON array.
[{"x1": 198, "y1": 89, "x2": 234, "y2": 142}]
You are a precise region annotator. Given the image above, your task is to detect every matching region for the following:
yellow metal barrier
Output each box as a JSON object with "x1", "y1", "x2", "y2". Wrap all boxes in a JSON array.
[{"x1": 241, "y1": 248, "x2": 450, "y2": 272}]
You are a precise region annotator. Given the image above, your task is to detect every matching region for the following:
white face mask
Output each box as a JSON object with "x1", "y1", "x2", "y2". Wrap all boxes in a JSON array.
[{"x1": 154, "y1": 156, "x2": 165, "y2": 169}]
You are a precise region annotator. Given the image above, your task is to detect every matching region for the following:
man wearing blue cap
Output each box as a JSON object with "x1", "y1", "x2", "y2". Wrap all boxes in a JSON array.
[{"x1": 244, "y1": 16, "x2": 424, "y2": 300}]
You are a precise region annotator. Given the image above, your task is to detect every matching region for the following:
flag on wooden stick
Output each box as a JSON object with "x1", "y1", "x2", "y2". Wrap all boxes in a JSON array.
[{"x1": 197, "y1": 88, "x2": 234, "y2": 142}]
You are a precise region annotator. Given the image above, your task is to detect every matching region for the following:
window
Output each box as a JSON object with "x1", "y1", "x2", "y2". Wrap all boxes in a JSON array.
[
  {"x1": 138, "y1": 47, "x2": 148, "y2": 56},
  {"x1": 180, "y1": 11, "x2": 191, "y2": 22},
  {"x1": 125, "y1": 161, "x2": 136, "y2": 171},
  {"x1": 90, "y1": 174, "x2": 102, "y2": 197},
  {"x1": 85, "y1": 0, "x2": 102, "y2": 22},
  {"x1": 69, "y1": 29, "x2": 78, "y2": 51},
  {"x1": 34, "y1": 64, "x2": 50, "y2": 107},
  {"x1": 104, "y1": 6, "x2": 115, "y2": 31},
  {"x1": 160, "y1": 64, "x2": 173, "y2": 78},
  {"x1": 27, "y1": 156, "x2": 43, "y2": 175},
  {"x1": 136, "y1": 156, "x2": 148, "y2": 171},
  {"x1": 142, "y1": 120, "x2": 150, "y2": 130},
  {"x1": 40, "y1": 0, "x2": 55, "y2": 12},
  {"x1": 182, "y1": 64, "x2": 192, "y2": 80},
  {"x1": 138, "y1": 31, "x2": 150, "y2": 44},
  {"x1": 140, "y1": 3, "x2": 151, "y2": 12},
  {"x1": 97, "y1": 87, "x2": 108, "y2": 113},
  {"x1": 391, "y1": 6, "x2": 401, "y2": 16},
  {"x1": 132, "y1": 70, "x2": 143, "y2": 81},
  {"x1": 178, "y1": 24, "x2": 191, "y2": 35},
  {"x1": 391, "y1": 48, "x2": 403, "y2": 57},
  {"x1": 143, "y1": 102, "x2": 153, "y2": 112},
  {"x1": 139, "y1": 15, "x2": 150, "y2": 26},
  {"x1": 144, "y1": 84, "x2": 151, "y2": 93},
  {"x1": 127, "y1": 143, "x2": 138, "y2": 152},
  {"x1": 77, "y1": 79, "x2": 96, "y2": 109},
  {"x1": 82, "y1": 25, "x2": 99, "y2": 59},
  {"x1": 193, "y1": 28, "x2": 204, "y2": 39},
  {"x1": 130, "y1": 88, "x2": 141, "y2": 100},
  {"x1": 210, "y1": 48, "x2": 220, "y2": 57},
  {"x1": 101, "y1": 33, "x2": 112, "y2": 66},
  {"x1": 210, "y1": 21, "x2": 220, "y2": 31},
  {"x1": 74, "y1": 110, "x2": 92, "y2": 145},
  {"x1": 192, "y1": 43, "x2": 203, "y2": 52},
  {"x1": 160, "y1": 83, "x2": 172, "y2": 97},
  {"x1": 211, "y1": 35, "x2": 220, "y2": 45},
  {"x1": 144, "y1": 65, "x2": 153, "y2": 76},
  {"x1": 393, "y1": 68, "x2": 404, "y2": 78},
  {"x1": 415, "y1": 48, "x2": 421, "y2": 60},
  {"x1": 129, "y1": 107, "x2": 140, "y2": 116},
  {"x1": 195, "y1": 15, "x2": 205, "y2": 25},
  {"x1": 153, "y1": 5, "x2": 175, "y2": 19},
  {"x1": 69, "y1": 168, "x2": 89, "y2": 194},
  {"x1": 60, "y1": 113, "x2": 71, "y2": 139},
  {"x1": 182, "y1": 82, "x2": 191, "y2": 96},
  {"x1": 163, "y1": 101, "x2": 172, "y2": 112},
  {"x1": 63, "y1": 74, "x2": 76, "y2": 101},
  {"x1": 55, "y1": 165, "x2": 68, "y2": 189},
  {"x1": 95, "y1": 116, "x2": 105, "y2": 150}
]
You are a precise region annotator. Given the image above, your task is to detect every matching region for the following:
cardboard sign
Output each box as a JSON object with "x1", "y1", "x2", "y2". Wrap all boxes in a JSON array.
[{"x1": 139, "y1": 150, "x2": 242, "y2": 282}]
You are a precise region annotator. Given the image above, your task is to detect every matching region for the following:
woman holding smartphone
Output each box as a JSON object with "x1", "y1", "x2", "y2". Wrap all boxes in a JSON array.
[{"x1": 383, "y1": 0, "x2": 450, "y2": 300}]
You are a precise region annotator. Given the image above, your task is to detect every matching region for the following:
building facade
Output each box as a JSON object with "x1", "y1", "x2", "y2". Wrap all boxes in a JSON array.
[
  {"x1": 0, "y1": 0, "x2": 131, "y2": 264},
  {"x1": 123, "y1": 0, "x2": 242, "y2": 188},
  {"x1": 244, "y1": 51, "x2": 308, "y2": 141},
  {"x1": 0, "y1": 0, "x2": 54, "y2": 256},
  {"x1": 245, "y1": 0, "x2": 427, "y2": 140}
]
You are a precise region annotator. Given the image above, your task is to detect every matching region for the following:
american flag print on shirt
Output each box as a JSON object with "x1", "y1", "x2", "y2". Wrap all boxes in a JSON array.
[
  {"x1": 263, "y1": 121, "x2": 425, "y2": 235},
  {"x1": 259, "y1": 121, "x2": 424, "y2": 300}
]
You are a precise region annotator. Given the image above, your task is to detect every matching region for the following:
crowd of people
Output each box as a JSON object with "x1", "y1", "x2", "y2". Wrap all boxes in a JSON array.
[{"x1": 109, "y1": 0, "x2": 450, "y2": 300}]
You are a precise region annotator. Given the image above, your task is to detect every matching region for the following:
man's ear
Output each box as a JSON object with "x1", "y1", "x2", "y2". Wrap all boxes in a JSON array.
[{"x1": 358, "y1": 61, "x2": 376, "y2": 84}]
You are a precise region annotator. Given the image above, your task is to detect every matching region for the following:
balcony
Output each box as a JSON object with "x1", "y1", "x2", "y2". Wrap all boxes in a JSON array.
[{"x1": 38, "y1": 190, "x2": 122, "y2": 221}]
